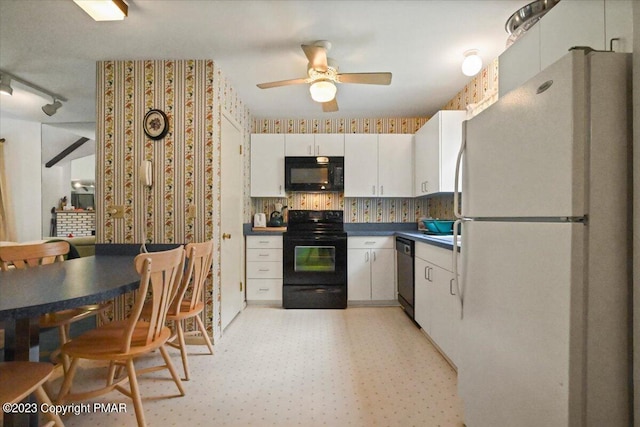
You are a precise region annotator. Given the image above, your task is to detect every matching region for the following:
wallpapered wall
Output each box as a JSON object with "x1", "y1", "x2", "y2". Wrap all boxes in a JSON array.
[{"x1": 96, "y1": 59, "x2": 251, "y2": 340}]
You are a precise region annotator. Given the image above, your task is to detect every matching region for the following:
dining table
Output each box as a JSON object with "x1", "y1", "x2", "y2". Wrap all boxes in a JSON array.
[
  {"x1": 1, "y1": 254, "x2": 142, "y2": 360},
  {"x1": 0, "y1": 254, "x2": 141, "y2": 427}
]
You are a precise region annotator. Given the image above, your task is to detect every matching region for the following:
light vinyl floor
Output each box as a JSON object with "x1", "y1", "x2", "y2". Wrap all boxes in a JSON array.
[{"x1": 48, "y1": 306, "x2": 464, "y2": 427}]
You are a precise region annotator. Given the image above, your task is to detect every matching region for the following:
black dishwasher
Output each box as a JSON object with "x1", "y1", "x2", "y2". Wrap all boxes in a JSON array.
[{"x1": 396, "y1": 236, "x2": 415, "y2": 321}]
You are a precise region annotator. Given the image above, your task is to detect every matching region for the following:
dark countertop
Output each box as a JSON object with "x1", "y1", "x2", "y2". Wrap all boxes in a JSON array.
[{"x1": 243, "y1": 222, "x2": 458, "y2": 250}]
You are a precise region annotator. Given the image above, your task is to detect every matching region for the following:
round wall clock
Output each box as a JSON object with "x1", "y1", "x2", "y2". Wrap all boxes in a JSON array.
[{"x1": 143, "y1": 109, "x2": 169, "y2": 140}]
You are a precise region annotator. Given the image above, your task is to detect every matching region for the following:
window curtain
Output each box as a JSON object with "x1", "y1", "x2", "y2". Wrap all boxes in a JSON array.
[{"x1": 0, "y1": 139, "x2": 17, "y2": 242}]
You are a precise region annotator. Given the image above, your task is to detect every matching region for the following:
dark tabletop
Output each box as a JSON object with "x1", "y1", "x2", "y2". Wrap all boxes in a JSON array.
[{"x1": 0, "y1": 255, "x2": 140, "y2": 321}]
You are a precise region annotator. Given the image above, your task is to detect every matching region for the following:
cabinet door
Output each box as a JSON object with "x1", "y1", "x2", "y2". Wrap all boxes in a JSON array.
[
  {"x1": 377, "y1": 134, "x2": 413, "y2": 197},
  {"x1": 370, "y1": 248, "x2": 396, "y2": 300},
  {"x1": 285, "y1": 134, "x2": 315, "y2": 156},
  {"x1": 439, "y1": 111, "x2": 466, "y2": 193},
  {"x1": 314, "y1": 134, "x2": 344, "y2": 156},
  {"x1": 605, "y1": 0, "x2": 633, "y2": 53},
  {"x1": 344, "y1": 134, "x2": 378, "y2": 197},
  {"x1": 539, "y1": 0, "x2": 605, "y2": 70},
  {"x1": 422, "y1": 116, "x2": 440, "y2": 195},
  {"x1": 414, "y1": 257, "x2": 431, "y2": 332},
  {"x1": 430, "y1": 263, "x2": 455, "y2": 363},
  {"x1": 498, "y1": 25, "x2": 541, "y2": 97},
  {"x1": 414, "y1": 129, "x2": 428, "y2": 196},
  {"x1": 251, "y1": 134, "x2": 285, "y2": 197},
  {"x1": 347, "y1": 248, "x2": 371, "y2": 300}
]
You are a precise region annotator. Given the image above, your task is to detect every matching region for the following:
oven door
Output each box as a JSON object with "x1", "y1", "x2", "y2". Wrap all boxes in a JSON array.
[{"x1": 283, "y1": 234, "x2": 347, "y2": 286}]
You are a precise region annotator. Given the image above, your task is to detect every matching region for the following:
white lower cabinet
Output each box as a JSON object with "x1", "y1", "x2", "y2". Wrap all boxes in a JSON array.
[
  {"x1": 347, "y1": 236, "x2": 396, "y2": 302},
  {"x1": 414, "y1": 241, "x2": 460, "y2": 367},
  {"x1": 246, "y1": 236, "x2": 283, "y2": 303}
]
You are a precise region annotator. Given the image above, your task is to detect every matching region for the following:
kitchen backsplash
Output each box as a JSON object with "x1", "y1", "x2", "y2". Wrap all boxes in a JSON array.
[{"x1": 252, "y1": 193, "x2": 455, "y2": 224}]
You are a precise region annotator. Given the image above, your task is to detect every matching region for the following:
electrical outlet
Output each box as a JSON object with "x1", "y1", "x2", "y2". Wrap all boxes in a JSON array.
[
  {"x1": 187, "y1": 203, "x2": 197, "y2": 219},
  {"x1": 107, "y1": 205, "x2": 125, "y2": 219}
]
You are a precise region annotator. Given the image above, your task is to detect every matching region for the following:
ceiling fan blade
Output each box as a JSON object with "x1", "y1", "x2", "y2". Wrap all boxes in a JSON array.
[
  {"x1": 301, "y1": 44, "x2": 328, "y2": 71},
  {"x1": 337, "y1": 72, "x2": 392, "y2": 85},
  {"x1": 322, "y1": 98, "x2": 338, "y2": 113},
  {"x1": 256, "y1": 78, "x2": 308, "y2": 89}
]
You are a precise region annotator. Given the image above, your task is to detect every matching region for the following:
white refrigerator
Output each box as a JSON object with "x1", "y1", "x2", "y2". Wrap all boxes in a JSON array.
[{"x1": 452, "y1": 50, "x2": 631, "y2": 426}]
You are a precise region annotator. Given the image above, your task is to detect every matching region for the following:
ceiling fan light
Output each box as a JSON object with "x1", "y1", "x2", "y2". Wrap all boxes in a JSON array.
[
  {"x1": 73, "y1": 0, "x2": 128, "y2": 21},
  {"x1": 42, "y1": 100, "x2": 63, "y2": 116},
  {"x1": 462, "y1": 49, "x2": 483, "y2": 77},
  {"x1": 0, "y1": 75, "x2": 12, "y2": 96},
  {"x1": 309, "y1": 80, "x2": 337, "y2": 103}
]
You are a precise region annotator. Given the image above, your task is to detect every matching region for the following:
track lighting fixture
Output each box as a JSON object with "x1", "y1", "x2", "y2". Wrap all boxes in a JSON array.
[
  {"x1": 0, "y1": 68, "x2": 67, "y2": 116},
  {"x1": 0, "y1": 75, "x2": 13, "y2": 96},
  {"x1": 42, "y1": 99, "x2": 63, "y2": 116}
]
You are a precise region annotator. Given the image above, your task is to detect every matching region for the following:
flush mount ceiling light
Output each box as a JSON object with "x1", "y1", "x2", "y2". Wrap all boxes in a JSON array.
[
  {"x1": 309, "y1": 80, "x2": 337, "y2": 103},
  {"x1": 461, "y1": 49, "x2": 483, "y2": 77},
  {"x1": 73, "y1": 0, "x2": 128, "y2": 21},
  {"x1": 42, "y1": 99, "x2": 63, "y2": 116},
  {"x1": 0, "y1": 75, "x2": 13, "y2": 96}
]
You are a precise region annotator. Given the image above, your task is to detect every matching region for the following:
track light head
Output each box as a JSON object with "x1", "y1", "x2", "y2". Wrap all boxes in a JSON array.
[
  {"x1": 0, "y1": 75, "x2": 13, "y2": 96},
  {"x1": 42, "y1": 99, "x2": 63, "y2": 116}
]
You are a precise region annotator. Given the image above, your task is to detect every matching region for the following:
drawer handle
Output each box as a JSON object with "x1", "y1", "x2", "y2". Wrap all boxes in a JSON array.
[
  {"x1": 258, "y1": 253, "x2": 270, "y2": 257},
  {"x1": 365, "y1": 241, "x2": 376, "y2": 245},
  {"x1": 258, "y1": 268, "x2": 270, "y2": 272},
  {"x1": 259, "y1": 288, "x2": 270, "y2": 292},
  {"x1": 259, "y1": 241, "x2": 270, "y2": 244}
]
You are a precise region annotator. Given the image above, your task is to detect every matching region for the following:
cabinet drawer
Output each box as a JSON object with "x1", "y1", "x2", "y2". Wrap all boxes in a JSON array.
[
  {"x1": 246, "y1": 235, "x2": 283, "y2": 249},
  {"x1": 246, "y1": 261, "x2": 282, "y2": 279},
  {"x1": 246, "y1": 279, "x2": 282, "y2": 301},
  {"x1": 415, "y1": 242, "x2": 454, "y2": 271},
  {"x1": 348, "y1": 236, "x2": 394, "y2": 249},
  {"x1": 246, "y1": 248, "x2": 282, "y2": 262}
]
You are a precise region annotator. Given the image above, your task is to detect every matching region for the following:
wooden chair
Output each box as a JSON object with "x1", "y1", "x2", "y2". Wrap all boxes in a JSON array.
[
  {"x1": 0, "y1": 361, "x2": 65, "y2": 426},
  {"x1": 0, "y1": 242, "x2": 111, "y2": 372},
  {"x1": 145, "y1": 240, "x2": 214, "y2": 380},
  {"x1": 56, "y1": 246, "x2": 186, "y2": 427}
]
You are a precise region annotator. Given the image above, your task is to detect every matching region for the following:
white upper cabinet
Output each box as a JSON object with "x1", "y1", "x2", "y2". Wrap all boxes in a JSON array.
[
  {"x1": 378, "y1": 134, "x2": 414, "y2": 198},
  {"x1": 344, "y1": 134, "x2": 378, "y2": 197},
  {"x1": 414, "y1": 111, "x2": 466, "y2": 197},
  {"x1": 539, "y1": 0, "x2": 605, "y2": 70},
  {"x1": 499, "y1": 0, "x2": 633, "y2": 97},
  {"x1": 285, "y1": 134, "x2": 344, "y2": 157},
  {"x1": 250, "y1": 134, "x2": 285, "y2": 197},
  {"x1": 344, "y1": 134, "x2": 413, "y2": 197}
]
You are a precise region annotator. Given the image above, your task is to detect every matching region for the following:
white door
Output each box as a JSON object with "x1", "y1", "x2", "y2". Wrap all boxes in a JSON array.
[
  {"x1": 250, "y1": 134, "x2": 285, "y2": 197},
  {"x1": 220, "y1": 112, "x2": 244, "y2": 330},
  {"x1": 314, "y1": 134, "x2": 344, "y2": 156},
  {"x1": 370, "y1": 248, "x2": 395, "y2": 300},
  {"x1": 284, "y1": 134, "x2": 315, "y2": 156}
]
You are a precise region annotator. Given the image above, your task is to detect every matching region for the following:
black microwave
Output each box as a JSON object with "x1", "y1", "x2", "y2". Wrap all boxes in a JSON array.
[{"x1": 285, "y1": 156, "x2": 344, "y2": 192}]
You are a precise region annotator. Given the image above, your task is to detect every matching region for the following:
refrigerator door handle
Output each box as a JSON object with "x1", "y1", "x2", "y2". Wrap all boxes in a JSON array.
[
  {"x1": 453, "y1": 120, "x2": 467, "y2": 220},
  {"x1": 452, "y1": 219, "x2": 464, "y2": 317}
]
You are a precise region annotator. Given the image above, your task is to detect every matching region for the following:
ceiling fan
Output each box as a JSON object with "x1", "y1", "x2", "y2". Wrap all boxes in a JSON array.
[{"x1": 256, "y1": 40, "x2": 392, "y2": 112}]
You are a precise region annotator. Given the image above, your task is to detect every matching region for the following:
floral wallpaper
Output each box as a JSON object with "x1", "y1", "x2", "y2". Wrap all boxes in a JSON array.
[{"x1": 96, "y1": 59, "x2": 251, "y2": 341}]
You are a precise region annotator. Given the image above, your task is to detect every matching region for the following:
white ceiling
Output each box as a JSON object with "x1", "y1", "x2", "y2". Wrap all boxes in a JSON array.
[{"x1": 0, "y1": 0, "x2": 529, "y2": 125}]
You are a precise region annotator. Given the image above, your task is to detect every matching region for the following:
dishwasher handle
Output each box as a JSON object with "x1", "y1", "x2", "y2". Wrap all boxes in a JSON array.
[{"x1": 395, "y1": 237, "x2": 414, "y2": 257}]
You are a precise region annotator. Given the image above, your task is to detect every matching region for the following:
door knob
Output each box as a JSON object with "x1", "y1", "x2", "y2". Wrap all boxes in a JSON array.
[{"x1": 222, "y1": 233, "x2": 231, "y2": 240}]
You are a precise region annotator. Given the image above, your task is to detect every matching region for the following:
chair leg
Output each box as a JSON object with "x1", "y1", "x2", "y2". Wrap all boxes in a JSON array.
[
  {"x1": 107, "y1": 361, "x2": 117, "y2": 386},
  {"x1": 56, "y1": 357, "x2": 79, "y2": 404},
  {"x1": 54, "y1": 326, "x2": 71, "y2": 374},
  {"x1": 33, "y1": 385, "x2": 65, "y2": 427},
  {"x1": 194, "y1": 315, "x2": 214, "y2": 355},
  {"x1": 125, "y1": 359, "x2": 146, "y2": 427},
  {"x1": 159, "y1": 345, "x2": 185, "y2": 396},
  {"x1": 174, "y1": 320, "x2": 189, "y2": 380}
]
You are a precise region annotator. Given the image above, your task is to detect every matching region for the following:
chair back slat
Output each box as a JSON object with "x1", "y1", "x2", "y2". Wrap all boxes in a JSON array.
[
  {"x1": 169, "y1": 240, "x2": 213, "y2": 315},
  {"x1": 0, "y1": 242, "x2": 69, "y2": 271},
  {"x1": 123, "y1": 247, "x2": 185, "y2": 352}
]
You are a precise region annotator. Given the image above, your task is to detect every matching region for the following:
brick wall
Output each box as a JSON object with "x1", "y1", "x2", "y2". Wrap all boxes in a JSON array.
[{"x1": 56, "y1": 211, "x2": 95, "y2": 237}]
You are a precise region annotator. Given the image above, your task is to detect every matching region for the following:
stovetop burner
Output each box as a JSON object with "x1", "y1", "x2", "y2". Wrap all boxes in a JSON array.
[{"x1": 285, "y1": 210, "x2": 344, "y2": 234}]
